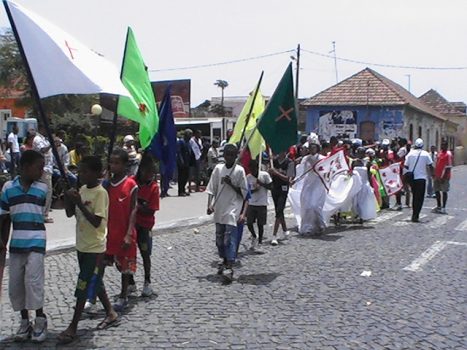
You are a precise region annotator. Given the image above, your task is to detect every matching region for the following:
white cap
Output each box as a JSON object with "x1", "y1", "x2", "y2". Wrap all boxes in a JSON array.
[
  {"x1": 307, "y1": 132, "x2": 319, "y2": 146},
  {"x1": 365, "y1": 148, "x2": 375, "y2": 156},
  {"x1": 414, "y1": 138, "x2": 424, "y2": 148},
  {"x1": 123, "y1": 135, "x2": 134, "y2": 143},
  {"x1": 381, "y1": 139, "x2": 390, "y2": 146}
]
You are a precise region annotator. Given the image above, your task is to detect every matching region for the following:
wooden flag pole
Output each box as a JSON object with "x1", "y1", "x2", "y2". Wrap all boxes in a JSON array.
[
  {"x1": 3, "y1": 0, "x2": 69, "y2": 186},
  {"x1": 107, "y1": 28, "x2": 131, "y2": 168}
]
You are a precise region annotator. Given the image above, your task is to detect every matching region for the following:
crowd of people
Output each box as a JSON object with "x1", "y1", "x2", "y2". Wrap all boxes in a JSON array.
[{"x1": 0, "y1": 123, "x2": 454, "y2": 345}]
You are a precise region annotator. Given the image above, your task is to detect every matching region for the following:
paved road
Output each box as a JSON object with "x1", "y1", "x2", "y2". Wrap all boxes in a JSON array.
[{"x1": 1, "y1": 166, "x2": 466, "y2": 349}]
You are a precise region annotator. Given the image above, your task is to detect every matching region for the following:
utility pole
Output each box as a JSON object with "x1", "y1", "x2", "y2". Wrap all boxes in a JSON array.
[
  {"x1": 295, "y1": 44, "x2": 300, "y2": 101},
  {"x1": 331, "y1": 41, "x2": 339, "y2": 83},
  {"x1": 405, "y1": 74, "x2": 411, "y2": 93}
]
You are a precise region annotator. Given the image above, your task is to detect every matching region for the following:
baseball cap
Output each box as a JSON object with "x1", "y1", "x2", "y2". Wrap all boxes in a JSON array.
[{"x1": 414, "y1": 138, "x2": 424, "y2": 148}]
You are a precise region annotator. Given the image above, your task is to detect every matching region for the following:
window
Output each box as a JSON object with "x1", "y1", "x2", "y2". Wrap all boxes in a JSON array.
[
  {"x1": 418, "y1": 126, "x2": 422, "y2": 139},
  {"x1": 409, "y1": 124, "x2": 413, "y2": 141}
]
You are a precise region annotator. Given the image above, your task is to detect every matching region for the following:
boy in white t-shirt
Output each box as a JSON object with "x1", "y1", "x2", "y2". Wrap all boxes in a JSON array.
[
  {"x1": 206, "y1": 144, "x2": 248, "y2": 280},
  {"x1": 246, "y1": 159, "x2": 272, "y2": 248}
]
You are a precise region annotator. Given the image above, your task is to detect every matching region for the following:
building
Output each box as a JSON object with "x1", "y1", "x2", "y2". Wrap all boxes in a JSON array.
[
  {"x1": 302, "y1": 68, "x2": 458, "y2": 149},
  {"x1": 419, "y1": 89, "x2": 467, "y2": 146}
]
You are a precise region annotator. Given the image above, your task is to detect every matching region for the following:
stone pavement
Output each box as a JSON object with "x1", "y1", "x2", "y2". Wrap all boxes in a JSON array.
[{"x1": 1, "y1": 166, "x2": 466, "y2": 349}]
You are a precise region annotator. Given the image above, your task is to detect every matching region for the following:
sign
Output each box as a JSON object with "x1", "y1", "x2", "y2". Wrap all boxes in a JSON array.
[
  {"x1": 319, "y1": 110, "x2": 357, "y2": 140},
  {"x1": 152, "y1": 80, "x2": 191, "y2": 118}
]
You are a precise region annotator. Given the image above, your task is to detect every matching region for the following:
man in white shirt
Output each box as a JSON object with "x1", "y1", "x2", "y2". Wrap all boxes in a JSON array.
[
  {"x1": 189, "y1": 130, "x2": 203, "y2": 192},
  {"x1": 246, "y1": 159, "x2": 272, "y2": 248},
  {"x1": 404, "y1": 138, "x2": 433, "y2": 222},
  {"x1": 7, "y1": 123, "x2": 20, "y2": 176},
  {"x1": 206, "y1": 144, "x2": 248, "y2": 280}
]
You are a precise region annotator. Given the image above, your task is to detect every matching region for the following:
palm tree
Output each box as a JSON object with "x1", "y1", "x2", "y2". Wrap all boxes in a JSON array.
[{"x1": 214, "y1": 79, "x2": 228, "y2": 115}]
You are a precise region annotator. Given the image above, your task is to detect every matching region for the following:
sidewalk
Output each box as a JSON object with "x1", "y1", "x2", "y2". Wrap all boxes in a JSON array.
[{"x1": 46, "y1": 187, "x2": 211, "y2": 252}]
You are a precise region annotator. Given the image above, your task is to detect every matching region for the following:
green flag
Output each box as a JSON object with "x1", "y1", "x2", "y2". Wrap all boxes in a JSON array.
[
  {"x1": 258, "y1": 63, "x2": 297, "y2": 154},
  {"x1": 117, "y1": 27, "x2": 158, "y2": 149}
]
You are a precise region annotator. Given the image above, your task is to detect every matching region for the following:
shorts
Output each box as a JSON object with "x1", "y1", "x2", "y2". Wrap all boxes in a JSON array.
[
  {"x1": 272, "y1": 190, "x2": 288, "y2": 218},
  {"x1": 9, "y1": 252, "x2": 45, "y2": 311},
  {"x1": 104, "y1": 254, "x2": 137, "y2": 275},
  {"x1": 246, "y1": 205, "x2": 267, "y2": 226},
  {"x1": 75, "y1": 252, "x2": 104, "y2": 301},
  {"x1": 136, "y1": 225, "x2": 153, "y2": 255},
  {"x1": 433, "y1": 178, "x2": 450, "y2": 192}
]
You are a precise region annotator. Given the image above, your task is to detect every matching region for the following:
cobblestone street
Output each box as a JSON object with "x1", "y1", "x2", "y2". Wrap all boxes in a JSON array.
[{"x1": 1, "y1": 167, "x2": 466, "y2": 349}]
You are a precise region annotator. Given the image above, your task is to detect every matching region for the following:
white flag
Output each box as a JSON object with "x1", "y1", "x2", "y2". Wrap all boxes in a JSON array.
[
  {"x1": 313, "y1": 150, "x2": 349, "y2": 191},
  {"x1": 5, "y1": 0, "x2": 130, "y2": 98},
  {"x1": 378, "y1": 162, "x2": 403, "y2": 196}
]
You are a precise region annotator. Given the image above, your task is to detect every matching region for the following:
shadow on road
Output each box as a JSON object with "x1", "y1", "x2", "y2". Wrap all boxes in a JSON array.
[{"x1": 236, "y1": 273, "x2": 281, "y2": 286}]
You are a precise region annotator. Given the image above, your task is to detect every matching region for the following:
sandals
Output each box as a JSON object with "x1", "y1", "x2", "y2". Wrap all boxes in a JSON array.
[{"x1": 96, "y1": 316, "x2": 120, "y2": 330}]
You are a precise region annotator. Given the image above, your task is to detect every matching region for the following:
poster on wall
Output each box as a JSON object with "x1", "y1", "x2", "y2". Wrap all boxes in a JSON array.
[
  {"x1": 379, "y1": 120, "x2": 403, "y2": 140},
  {"x1": 319, "y1": 110, "x2": 357, "y2": 140},
  {"x1": 152, "y1": 79, "x2": 191, "y2": 118}
]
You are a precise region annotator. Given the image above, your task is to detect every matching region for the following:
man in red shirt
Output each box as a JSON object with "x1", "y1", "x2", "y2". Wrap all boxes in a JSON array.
[{"x1": 432, "y1": 140, "x2": 452, "y2": 214}]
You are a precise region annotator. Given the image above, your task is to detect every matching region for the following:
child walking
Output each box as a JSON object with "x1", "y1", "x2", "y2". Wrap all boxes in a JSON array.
[
  {"x1": 128, "y1": 153, "x2": 160, "y2": 297},
  {"x1": 246, "y1": 159, "x2": 272, "y2": 248},
  {"x1": 206, "y1": 144, "x2": 248, "y2": 280},
  {"x1": 269, "y1": 151, "x2": 295, "y2": 245},
  {"x1": 106, "y1": 149, "x2": 138, "y2": 311},
  {"x1": 57, "y1": 156, "x2": 119, "y2": 344},
  {"x1": 0, "y1": 150, "x2": 48, "y2": 342}
]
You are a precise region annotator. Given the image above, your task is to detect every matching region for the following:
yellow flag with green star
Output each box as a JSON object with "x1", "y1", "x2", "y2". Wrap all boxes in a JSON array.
[{"x1": 229, "y1": 85, "x2": 265, "y2": 159}]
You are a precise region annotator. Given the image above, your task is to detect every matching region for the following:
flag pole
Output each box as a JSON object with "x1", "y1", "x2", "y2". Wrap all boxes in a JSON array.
[
  {"x1": 3, "y1": 0, "x2": 69, "y2": 185},
  {"x1": 107, "y1": 27, "x2": 131, "y2": 167}
]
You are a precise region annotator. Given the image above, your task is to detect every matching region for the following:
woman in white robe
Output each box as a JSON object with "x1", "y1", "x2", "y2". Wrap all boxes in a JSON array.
[
  {"x1": 352, "y1": 165, "x2": 378, "y2": 220},
  {"x1": 299, "y1": 143, "x2": 327, "y2": 235}
]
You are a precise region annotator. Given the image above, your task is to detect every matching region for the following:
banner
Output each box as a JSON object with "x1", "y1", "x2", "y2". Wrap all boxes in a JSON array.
[
  {"x1": 378, "y1": 162, "x2": 403, "y2": 196},
  {"x1": 313, "y1": 150, "x2": 349, "y2": 191},
  {"x1": 5, "y1": 0, "x2": 129, "y2": 98}
]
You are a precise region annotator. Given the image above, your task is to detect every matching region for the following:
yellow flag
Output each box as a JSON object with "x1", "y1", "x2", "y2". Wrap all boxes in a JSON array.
[{"x1": 230, "y1": 87, "x2": 265, "y2": 159}]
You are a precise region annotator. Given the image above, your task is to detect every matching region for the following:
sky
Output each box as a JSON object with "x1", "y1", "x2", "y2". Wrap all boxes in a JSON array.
[{"x1": 1, "y1": 0, "x2": 466, "y2": 107}]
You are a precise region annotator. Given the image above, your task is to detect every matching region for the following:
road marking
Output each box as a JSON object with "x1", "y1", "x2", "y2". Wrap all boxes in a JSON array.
[
  {"x1": 454, "y1": 219, "x2": 467, "y2": 231},
  {"x1": 403, "y1": 240, "x2": 467, "y2": 272},
  {"x1": 403, "y1": 241, "x2": 448, "y2": 271},
  {"x1": 426, "y1": 215, "x2": 454, "y2": 229},
  {"x1": 393, "y1": 214, "x2": 427, "y2": 227},
  {"x1": 446, "y1": 241, "x2": 467, "y2": 246},
  {"x1": 371, "y1": 211, "x2": 404, "y2": 223}
]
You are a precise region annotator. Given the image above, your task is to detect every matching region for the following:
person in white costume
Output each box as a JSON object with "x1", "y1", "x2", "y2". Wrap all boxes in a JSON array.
[
  {"x1": 299, "y1": 139, "x2": 327, "y2": 235},
  {"x1": 287, "y1": 143, "x2": 309, "y2": 230},
  {"x1": 351, "y1": 153, "x2": 378, "y2": 221}
]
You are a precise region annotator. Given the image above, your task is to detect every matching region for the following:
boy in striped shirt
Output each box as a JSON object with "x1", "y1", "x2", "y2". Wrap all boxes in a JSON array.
[{"x1": 0, "y1": 150, "x2": 48, "y2": 343}]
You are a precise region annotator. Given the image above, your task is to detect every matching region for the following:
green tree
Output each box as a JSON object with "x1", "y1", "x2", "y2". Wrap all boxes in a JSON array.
[{"x1": 214, "y1": 79, "x2": 228, "y2": 116}]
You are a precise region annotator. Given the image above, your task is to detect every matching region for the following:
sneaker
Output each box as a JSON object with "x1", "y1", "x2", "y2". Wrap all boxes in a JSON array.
[
  {"x1": 127, "y1": 284, "x2": 137, "y2": 296},
  {"x1": 217, "y1": 262, "x2": 225, "y2": 275},
  {"x1": 431, "y1": 207, "x2": 441, "y2": 214},
  {"x1": 113, "y1": 298, "x2": 128, "y2": 312},
  {"x1": 250, "y1": 237, "x2": 258, "y2": 250},
  {"x1": 283, "y1": 231, "x2": 291, "y2": 238},
  {"x1": 83, "y1": 300, "x2": 99, "y2": 314},
  {"x1": 14, "y1": 319, "x2": 32, "y2": 342},
  {"x1": 31, "y1": 316, "x2": 47, "y2": 343},
  {"x1": 440, "y1": 208, "x2": 447, "y2": 215},
  {"x1": 222, "y1": 267, "x2": 234, "y2": 282},
  {"x1": 271, "y1": 239, "x2": 278, "y2": 246},
  {"x1": 141, "y1": 282, "x2": 153, "y2": 297},
  {"x1": 392, "y1": 204, "x2": 402, "y2": 211}
]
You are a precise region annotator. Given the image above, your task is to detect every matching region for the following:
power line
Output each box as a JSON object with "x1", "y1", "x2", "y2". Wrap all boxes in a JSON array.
[
  {"x1": 302, "y1": 48, "x2": 467, "y2": 71},
  {"x1": 149, "y1": 49, "x2": 295, "y2": 72}
]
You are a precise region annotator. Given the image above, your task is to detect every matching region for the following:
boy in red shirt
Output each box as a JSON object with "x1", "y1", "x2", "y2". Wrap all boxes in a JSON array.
[
  {"x1": 432, "y1": 141, "x2": 452, "y2": 214},
  {"x1": 128, "y1": 153, "x2": 160, "y2": 297},
  {"x1": 105, "y1": 149, "x2": 138, "y2": 311}
]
